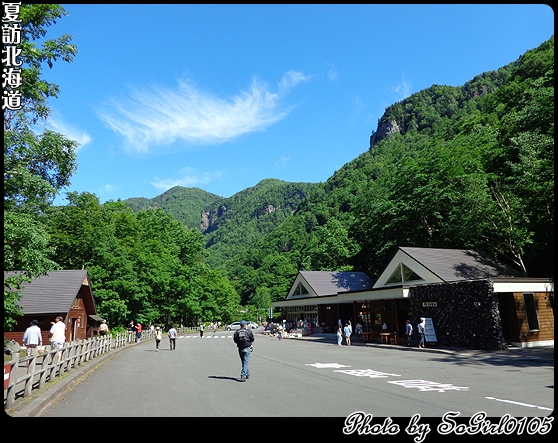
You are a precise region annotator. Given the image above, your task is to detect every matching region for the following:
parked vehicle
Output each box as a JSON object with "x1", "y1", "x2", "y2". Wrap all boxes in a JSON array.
[
  {"x1": 226, "y1": 322, "x2": 242, "y2": 331},
  {"x1": 226, "y1": 321, "x2": 258, "y2": 330}
]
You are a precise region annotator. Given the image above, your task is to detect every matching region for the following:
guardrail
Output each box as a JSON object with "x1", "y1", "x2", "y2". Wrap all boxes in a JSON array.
[{"x1": 4, "y1": 326, "x2": 194, "y2": 409}]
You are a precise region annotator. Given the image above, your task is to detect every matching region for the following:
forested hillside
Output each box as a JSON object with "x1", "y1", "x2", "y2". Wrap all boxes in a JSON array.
[
  {"x1": 122, "y1": 178, "x2": 319, "y2": 269},
  {"x1": 222, "y1": 36, "x2": 554, "y2": 305},
  {"x1": 123, "y1": 186, "x2": 222, "y2": 230},
  {"x1": 199, "y1": 179, "x2": 319, "y2": 268}
]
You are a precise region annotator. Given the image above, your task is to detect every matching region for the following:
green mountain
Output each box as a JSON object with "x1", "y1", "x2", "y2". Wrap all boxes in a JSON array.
[
  {"x1": 122, "y1": 178, "x2": 319, "y2": 269},
  {"x1": 123, "y1": 186, "x2": 222, "y2": 230}
]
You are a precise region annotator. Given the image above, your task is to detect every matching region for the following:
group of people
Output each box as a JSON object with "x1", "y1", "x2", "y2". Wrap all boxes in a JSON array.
[
  {"x1": 154, "y1": 324, "x2": 177, "y2": 351},
  {"x1": 337, "y1": 318, "x2": 354, "y2": 346},
  {"x1": 405, "y1": 317, "x2": 426, "y2": 348},
  {"x1": 22, "y1": 316, "x2": 66, "y2": 364},
  {"x1": 334, "y1": 317, "x2": 427, "y2": 348},
  {"x1": 209, "y1": 321, "x2": 221, "y2": 334},
  {"x1": 127, "y1": 321, "x2": 143, "y2": 343}
]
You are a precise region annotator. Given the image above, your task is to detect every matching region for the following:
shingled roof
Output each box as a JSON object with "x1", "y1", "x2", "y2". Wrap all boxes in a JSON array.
[
  {"x1": 398, "y1": 246, "x2": 520, "y2": 281},
  {"x1": 293, "y1": 271, "x2": 373, "y2": 297},
  {"x1": 4, "y1": 270, "x2": 96, "y2": 315}
]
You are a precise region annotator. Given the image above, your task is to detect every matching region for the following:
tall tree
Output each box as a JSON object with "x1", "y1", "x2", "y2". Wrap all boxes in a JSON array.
[
  {"x1": 4, "y1": 4, "x2": 78, "y2": 329},
  {"x1": 4, "y1": 4, "x2": 78, "y2": 212}
]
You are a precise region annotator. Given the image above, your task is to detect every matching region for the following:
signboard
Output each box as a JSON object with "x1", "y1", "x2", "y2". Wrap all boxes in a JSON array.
[
  {"x1": 425, "y1": 317, "x2": 437, "y2": 343},
  {"x1": 422, "y1": 302, "x2": 437, "y2": 307}
]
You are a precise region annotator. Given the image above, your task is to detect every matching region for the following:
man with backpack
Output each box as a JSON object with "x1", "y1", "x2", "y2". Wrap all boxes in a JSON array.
[{"x1": 233, "y1": 320, "x2": 255, "y2": 382}]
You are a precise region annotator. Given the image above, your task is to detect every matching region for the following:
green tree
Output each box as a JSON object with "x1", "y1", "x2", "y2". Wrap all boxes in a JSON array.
[
  {"x1": 4, "y1": 4, "x2": 78, "y2": 212},
  {"x1": 4, "y1": 4, "x2": 78, "y2": 329}
]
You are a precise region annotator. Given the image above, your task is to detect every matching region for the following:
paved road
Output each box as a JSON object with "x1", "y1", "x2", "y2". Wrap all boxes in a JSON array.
[{"x1": 14, "y1": 331, "x2": 551, "y2": 418}]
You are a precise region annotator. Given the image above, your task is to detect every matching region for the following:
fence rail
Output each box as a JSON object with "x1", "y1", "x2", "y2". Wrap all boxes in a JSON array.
[{"x1": 4, "y1": 327, "x2": 194, "y2": 409}]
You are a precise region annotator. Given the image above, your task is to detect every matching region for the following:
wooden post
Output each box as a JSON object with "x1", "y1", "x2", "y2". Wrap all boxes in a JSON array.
[
  {"x1": 5, "y1": 353, "x2": 19, "y2": 409},
  {"x1": 24, "y1": 353, "x2": 36, "y2": 397}
]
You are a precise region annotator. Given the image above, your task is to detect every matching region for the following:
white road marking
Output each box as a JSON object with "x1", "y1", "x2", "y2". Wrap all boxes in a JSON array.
[
  {"x1": 387, "y1": 380, "x2": 469, "y2": 392},
  {"x1": 306, "y1": 363, "x2": 351, "y2": 369},
  {"x1": 485, "y1": 396, "x2": 553, "y2": 411},
  {"x1": 334, "y1": 369, "x2": 400, "y2": 378}
]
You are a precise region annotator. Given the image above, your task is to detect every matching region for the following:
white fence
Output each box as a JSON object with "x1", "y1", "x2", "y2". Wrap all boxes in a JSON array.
[{"x1": 4, "y1": 326, "x2": 195, "y2": 409}]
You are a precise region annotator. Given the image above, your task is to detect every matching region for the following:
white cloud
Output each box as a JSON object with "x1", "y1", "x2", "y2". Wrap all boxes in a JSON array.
[
  {"x1": 46, "y1": 113, "x2": 92, "y2": 151},
  {"x1": 149, "y1": 167, "x2": 222, "y2": 192},
  {"x1": 98, "y1": 72, "x2": 310, "y2": 155}
]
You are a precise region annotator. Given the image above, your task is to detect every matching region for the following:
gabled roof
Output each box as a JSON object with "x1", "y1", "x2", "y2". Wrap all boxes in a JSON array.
[
  {"x1": 286, "y1": 271, "x2": 373, "y2": 299},
  {"x1": 373, "y1": 246, "x2": 520, "y2": 289},
  {"x1": 4, "y1": 270, "x2": 97, "y2": 315}
]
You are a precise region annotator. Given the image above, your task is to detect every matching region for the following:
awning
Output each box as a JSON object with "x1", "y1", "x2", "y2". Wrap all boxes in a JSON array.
[{"x1": 88, "y1": 314, "x2": 104, "y2": 322}]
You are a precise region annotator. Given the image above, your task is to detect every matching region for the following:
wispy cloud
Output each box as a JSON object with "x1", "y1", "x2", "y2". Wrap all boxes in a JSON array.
[
  {"x1": 149, "y1": 167, "x2": 222, "y2": 192},
  {"x1": 392, "y1": 75, "x2": 411, "y2": 100},
  {"x1": 274, "y1": 156, "x2": 291, "y2": 169},
  {"x1": 47, "y1": 112, "x2": 92, "y2": 151},
  {"x1": 326, "y1": 63, "x2": 339, "y2": 82},
  {"x1": 98, "y1": 72, "x2": 310, "y2": 155}
]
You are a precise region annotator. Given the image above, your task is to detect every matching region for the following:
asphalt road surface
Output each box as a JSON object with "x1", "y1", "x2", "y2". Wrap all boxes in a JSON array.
[{"x1": 39, "y1": 330, "x2": 554, "y2": 424}]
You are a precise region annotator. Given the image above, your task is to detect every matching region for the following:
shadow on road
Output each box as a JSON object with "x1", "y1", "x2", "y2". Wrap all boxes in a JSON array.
[{"x1": 208, "y1": 375, "x2": 241, "y2": 381}]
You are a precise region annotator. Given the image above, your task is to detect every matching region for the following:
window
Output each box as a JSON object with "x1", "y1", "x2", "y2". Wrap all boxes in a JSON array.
[
  {"x1": 523, "y1": 293, "x2": 540, "y2": 331},
  {"x1": 293, "y1": 282, "x2": 309, "y2": 296},
  {"x1": 385, "y1": 264, "x2": 423, "y2": 285}
]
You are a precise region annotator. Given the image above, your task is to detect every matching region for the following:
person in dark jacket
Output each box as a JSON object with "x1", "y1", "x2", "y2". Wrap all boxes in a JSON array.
[{"x1": 233, "y1": 320, "x2": 255, "y2": 382}]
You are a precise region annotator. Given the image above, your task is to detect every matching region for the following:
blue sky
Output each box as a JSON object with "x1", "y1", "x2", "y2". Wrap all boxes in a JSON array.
[{"x1": 47, "y1": 4, "x2": 554, "y2": 205}]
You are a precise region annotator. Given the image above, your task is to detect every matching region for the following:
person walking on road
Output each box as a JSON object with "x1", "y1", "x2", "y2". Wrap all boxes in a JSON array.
[
  {"x1": 417, "y1": 317, "x2": 426, "y2": 348},
  {"x1": 155, "y1": 326, "x2": 162, "y2": 351},
  {"x1": 336, "y1": 324, "x2": 343, "y2": 346},
  {"x1": 233, "y1": 320, "x2": 255, "y2": 382},
  {"x1": 168, "y1": 324, "x2": 177, "y2": 350},
  {"x1": 199, "y1": 323, "x2": 204, "y2": 338},
  {"x1": 22, "y1": 320, "x2": 42, "y2": 359},
  {"x1": 343, "y1": 322, "x2": 351, "y2": 346}
]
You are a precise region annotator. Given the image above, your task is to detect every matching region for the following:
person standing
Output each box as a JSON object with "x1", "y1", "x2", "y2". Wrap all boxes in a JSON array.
[
  {"x1": 233, "y1": 320, "x2": 255, "y2": 382},
  {"x1": 155, "y1": 326, "x2": 162, "y2": 351},
  {"x1": 135, "y1": 322, "x2": 142, "y2": 342},
  {"x1": 98, "y1": 320, "x2": 109, "y2": 346},
  {"x1": 405, "y1": 320, "x2": 413, "y2": 346},
  {"x1": 199, "y1": 323, "x2": 204, "y2": 338},
  {"x1": 127, "y1": 321, "x2": 135, "y2": 343},
  {"x1": 336, "y1": 324, "x2": 343, "y2": 346},
  {"x1": 343, "y1": 322, "x2": 351, "y2": 346},
  {"x1": 168, "y1": 324, "x2": 177, "y2": 350},
  {"x1": 49, "y1": 316, "x2": 66, "y2": 363},
  {"x1": 22, "y1": 320, "x2": 42, "y2": 359},
  {"x1": 417, "y1": 317, "x2": 426, "y2": 348},
  {"x1": 355, "y1": 321, "x2": 363, "y2": 340}
]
